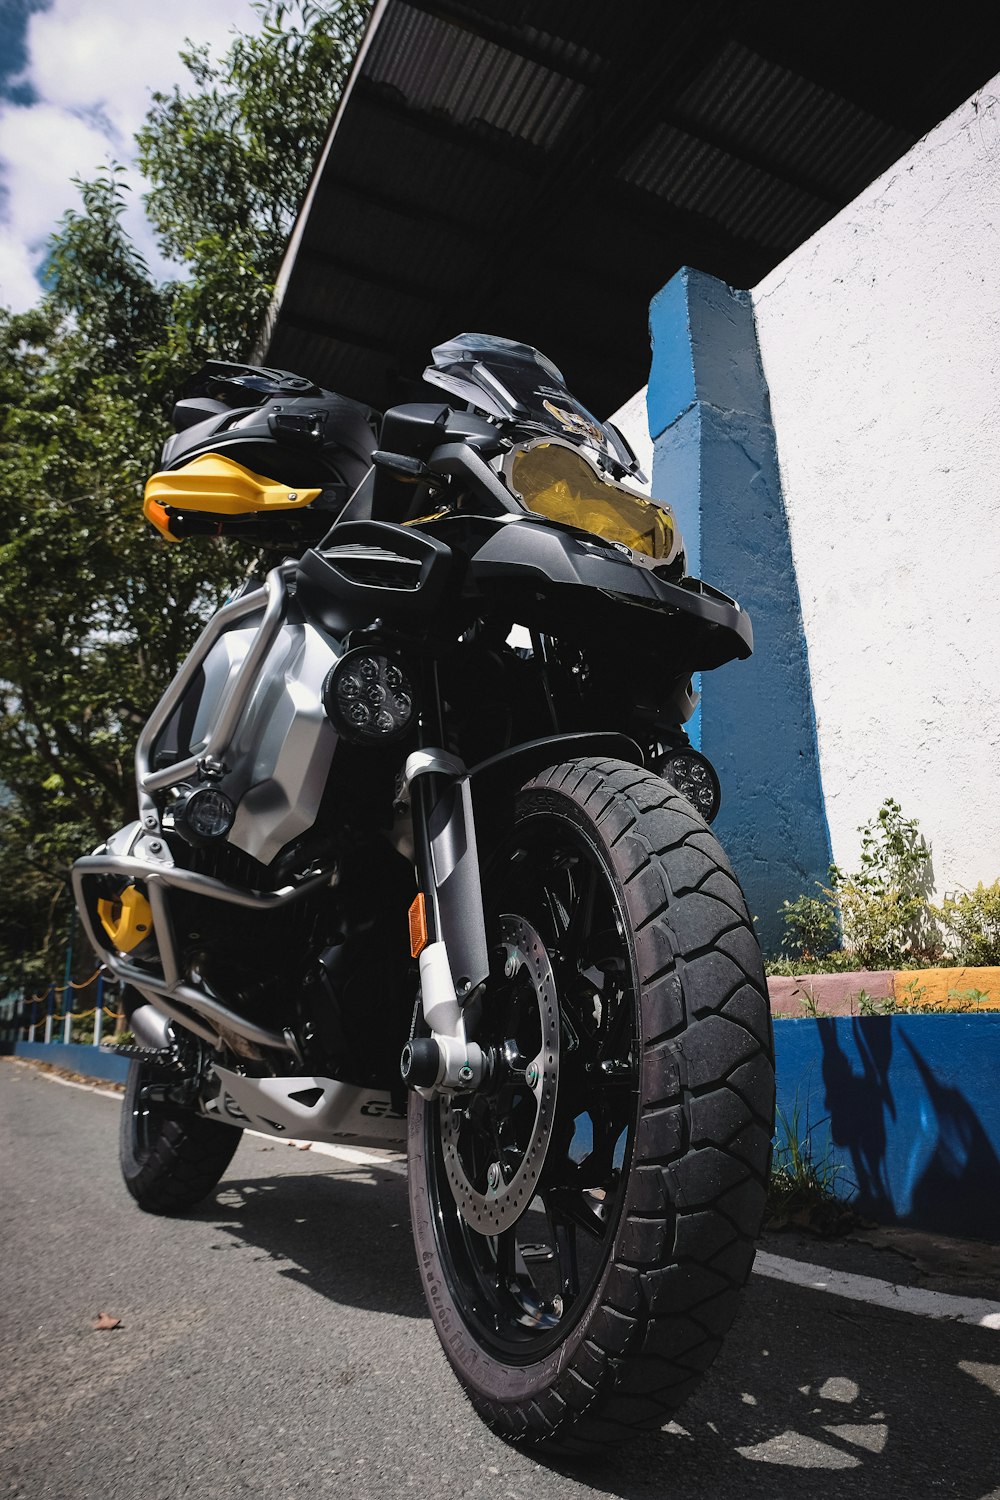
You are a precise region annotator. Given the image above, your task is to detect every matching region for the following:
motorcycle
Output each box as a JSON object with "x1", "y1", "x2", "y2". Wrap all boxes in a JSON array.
[{"x1": 73, "y1": 333, "x2": 774, "y2": 1453}]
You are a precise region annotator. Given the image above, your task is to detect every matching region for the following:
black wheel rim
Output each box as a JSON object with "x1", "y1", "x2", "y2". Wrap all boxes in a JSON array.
[{"x1": 425, "y1": 809, "x2": 640, "y2": 1362}]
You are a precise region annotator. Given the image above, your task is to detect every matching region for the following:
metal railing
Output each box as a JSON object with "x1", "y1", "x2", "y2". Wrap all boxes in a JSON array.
[{"x1": 1, "y1": 971, "x2": 122, "y2": 1049}]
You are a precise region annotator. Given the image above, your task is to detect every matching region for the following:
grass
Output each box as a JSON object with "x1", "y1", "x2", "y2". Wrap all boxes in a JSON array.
[{"x1": 767, "y1": 1100, "x2": 860, "y2": 1236}]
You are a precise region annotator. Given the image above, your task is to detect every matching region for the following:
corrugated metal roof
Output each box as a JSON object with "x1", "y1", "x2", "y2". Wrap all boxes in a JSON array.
[
  {"x1": 264, "y1": 0, "x2": 1000, "y2": 415},
  {"x1": 365, "y1": 6, "x2": 588, "y2": 147}
]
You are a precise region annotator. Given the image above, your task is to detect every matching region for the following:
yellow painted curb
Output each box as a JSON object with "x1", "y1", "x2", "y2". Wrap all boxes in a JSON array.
[{"x1": 894, "y1": 967, "x2": 1000, "y2": 1008}]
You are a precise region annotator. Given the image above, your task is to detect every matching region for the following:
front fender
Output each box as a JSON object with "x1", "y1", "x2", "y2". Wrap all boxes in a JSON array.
[{"x1": 469, "y1": 731, "x2": 644, "y2": 846}]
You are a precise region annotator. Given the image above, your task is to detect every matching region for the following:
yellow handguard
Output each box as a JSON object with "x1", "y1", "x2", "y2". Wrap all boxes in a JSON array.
[{"x1": 144, "y1": 452, "x2": 322, "y2": 541}]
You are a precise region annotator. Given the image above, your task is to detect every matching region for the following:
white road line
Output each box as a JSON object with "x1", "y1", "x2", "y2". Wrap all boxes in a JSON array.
[
  {"x1": 755, "y1": 1251, "x2": 1000, "y2": 1329},
  {"x1": 4, "y1": 1060, "x2": 124, "y2": 1097},
  {"x1": 246, "y1": 1130, "x2": 406, "y2": 1172}
]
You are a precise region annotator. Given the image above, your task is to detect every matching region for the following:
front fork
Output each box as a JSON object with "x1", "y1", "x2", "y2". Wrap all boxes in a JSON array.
[{"x1": 400, "y1": 749, "x2": 491, "y2": 1099}]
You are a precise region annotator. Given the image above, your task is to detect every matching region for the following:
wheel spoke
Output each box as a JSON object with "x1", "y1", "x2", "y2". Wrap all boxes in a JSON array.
[
  {"x1": 545, "y1": 1198, "x2": 582, "y2": 1303},
  {"x1": 598, "y1": 988, "x2": 634, "y2": 1064},
  {"x1": 545, "y1": 1185, "x2": 608, "y2": 1242},
  {"x1": 563, "y1": 856, "x2": 598, "y2": 969},
  {"x1": 493, "y1": 1225, "x2": 518, "y2": 1289}
]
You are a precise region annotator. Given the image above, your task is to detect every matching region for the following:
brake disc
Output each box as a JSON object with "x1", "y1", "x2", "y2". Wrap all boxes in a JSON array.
[{"x1": 440, "y1": 913, "x2": 560, "y2": 1234}]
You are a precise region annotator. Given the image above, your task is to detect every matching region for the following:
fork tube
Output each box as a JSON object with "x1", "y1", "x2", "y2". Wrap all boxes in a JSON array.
[
  {"x1": 411, "y1": 659, "x2": 447, "y2": 943},
  {"x1": 530, "y1": 629, "x2": 560, "y2": 732}
]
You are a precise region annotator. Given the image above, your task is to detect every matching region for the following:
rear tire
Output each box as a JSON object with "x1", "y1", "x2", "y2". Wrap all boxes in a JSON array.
[
  {"x1": 120, "y1": 1056, "x2": 243, "y2": 1215},
  {"x1": 408, "y1": 757, "x2": 775, "y2": 1453}
]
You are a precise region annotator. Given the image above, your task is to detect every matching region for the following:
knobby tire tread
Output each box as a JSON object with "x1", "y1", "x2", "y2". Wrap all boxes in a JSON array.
[
  {"x1": 412, "y1": 757, "x2": 775, "y2": 1455},
  {"x1": 120, "y1": 1062, "x2": 242, "y2": 1215}
]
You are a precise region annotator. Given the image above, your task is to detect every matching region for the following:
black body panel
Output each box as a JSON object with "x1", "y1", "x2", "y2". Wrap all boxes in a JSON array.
[
  {"x1": 296, "y1": 520, "x2": 457, "y2": 635},
  {"x1": 161, "y1": 362, "x2": 379, "y2": 493},
  {"x1": 465, "y1": 516, "x2": 752, "y2": 671}
]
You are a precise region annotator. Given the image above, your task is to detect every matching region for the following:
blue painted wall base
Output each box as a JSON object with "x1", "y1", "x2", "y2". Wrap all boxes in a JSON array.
[
  {"x1": 13, "y1": 1040, "x2": 129, "y2": 1084},
  {"x1": 774, "y1": 1015, "x2": 1000, "y2": 1242}
]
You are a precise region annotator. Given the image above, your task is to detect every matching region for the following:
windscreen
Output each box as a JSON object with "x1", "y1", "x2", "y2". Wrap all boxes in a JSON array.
[{"x1": 425, "y1": 333, "x2": 639, "y2": 475}]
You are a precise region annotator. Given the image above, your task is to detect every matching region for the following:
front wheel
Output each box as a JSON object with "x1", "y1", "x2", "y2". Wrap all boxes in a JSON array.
[{"x1": 408, "y1": 757, "x2": 775, "y2": 1453}]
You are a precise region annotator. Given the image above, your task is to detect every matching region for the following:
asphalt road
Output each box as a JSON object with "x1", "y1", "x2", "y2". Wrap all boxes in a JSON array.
[{"x1": 2, "y1": 1058, "x2": 999, "y2": 1500}]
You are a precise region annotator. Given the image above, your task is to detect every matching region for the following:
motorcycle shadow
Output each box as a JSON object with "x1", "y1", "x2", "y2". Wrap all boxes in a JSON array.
[
  {"x1": 550, "y1": 1267, "x2": 998, "y2": 1497},
  {"x1": 190, "y1": 1153, "x2": 427, "y2": 1322},
  {"x1": 183, "y1": 1157, "x2": 996, "y2": 1493}
]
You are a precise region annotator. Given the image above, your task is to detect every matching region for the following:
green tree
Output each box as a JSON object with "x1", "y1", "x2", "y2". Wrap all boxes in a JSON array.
[
  {"x1": 0, "y1": 0, "x2": 369, "y2": 991},
  {"x1": 137, "y1": 0, "x2": 369, "y2": 369}
]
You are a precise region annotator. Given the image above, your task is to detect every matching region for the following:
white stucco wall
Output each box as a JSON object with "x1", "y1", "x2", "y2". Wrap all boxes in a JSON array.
[
  {"x1": 752, "y1": 76, "x2": 1000, "y2": 895},
  {"x1": 607, "y1": 385, "x2": 653, "y2": 493}
]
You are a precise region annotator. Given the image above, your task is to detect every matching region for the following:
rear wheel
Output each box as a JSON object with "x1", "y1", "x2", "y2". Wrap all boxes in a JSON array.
[
  {"x1": 120, "y1": 1051, "x2": 242, "y2": 1215},
  {"x1": 408, "y1": 757, "x2": 774, "y2": 1453}
]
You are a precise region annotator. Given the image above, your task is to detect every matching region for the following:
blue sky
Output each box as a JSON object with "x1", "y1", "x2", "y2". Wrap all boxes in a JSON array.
[{"x1": 0, "y1": 0, "x2": 263, "y2": 311}]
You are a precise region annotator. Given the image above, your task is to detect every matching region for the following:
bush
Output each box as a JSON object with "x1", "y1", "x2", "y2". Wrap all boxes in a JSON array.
[
  {"x1": 934, "y1": 882, "x2": 1000, "y2": 967},
  {"x1": 775, "y1": 802, "x2": 1000, "y2": 974},
  {"x1": 765, "y1": 950, "x2": 858, "y2": 978},
  {"x1": 776, "y1": 799, "x2": 940, "y2": 969},
  {"x1": 778, "y1": 893, "x2": 838, "y2": 964},
  {"x1": 830, "y1": 798, "x2": 937, "y2": 969}
]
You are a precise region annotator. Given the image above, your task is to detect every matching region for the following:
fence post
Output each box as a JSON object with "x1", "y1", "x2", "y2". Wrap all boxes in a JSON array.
[
  {"x1": 27, "y1": 996, "x2": 36, "y2": 1042},
  {"x1": 93, "y1": 974, "x2": 104, "y2": 1047},
  {"x1": 62, "y1": 929, "x2": 74, "y2": 1044},
  {"x1": 43, "y1": 986, "x2": 54, "y2": 1044}
]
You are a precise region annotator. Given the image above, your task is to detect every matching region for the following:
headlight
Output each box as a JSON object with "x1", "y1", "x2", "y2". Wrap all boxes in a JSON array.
[
  {"x1": 655, "y1": 747, "x2": 721, "y2": 822},
  {"x1": 506, "y1": 440, "x2": 681, "y2": 564},
  {"x1": 323, "y1": 649, "x2": 416, "y2": 745}
]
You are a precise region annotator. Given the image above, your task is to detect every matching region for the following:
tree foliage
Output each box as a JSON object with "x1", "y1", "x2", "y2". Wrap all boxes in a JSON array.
[
  {"x1": 137, "y1": 0, "x2": 367, "y2": 362},
  {"x1": 0, "y1": 1, "x2": 369, "y2": 989}
]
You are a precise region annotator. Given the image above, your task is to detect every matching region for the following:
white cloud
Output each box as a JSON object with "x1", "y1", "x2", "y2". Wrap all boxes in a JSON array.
[
  {"x1": 0, "y1": 229, "x2": 43, "y2": 312},
  {"x1": 1, "y1": 102, "x2": 112, "y2": 240},
  {"x1": 0, "y1": 0, "x2": 263, "y2": 312}
]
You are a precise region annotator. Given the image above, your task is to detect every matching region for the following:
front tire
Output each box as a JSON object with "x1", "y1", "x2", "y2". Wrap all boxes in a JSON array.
[
  {"x1": 408, "y1": 757, "x2": 775, "y2": 1453},
  {"x1": 120, "y1": 1055, "x2": 243, "y2": 1215}
]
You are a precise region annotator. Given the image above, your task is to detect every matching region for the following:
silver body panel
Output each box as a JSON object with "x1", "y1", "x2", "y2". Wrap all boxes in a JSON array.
[
  {"x1": 226, "y1": 617, "x2": 340, "y2": 863},
  {"x1": 136, "y1": 566, "x2": 342, "y2": 865},
  {"x1": 205, "y1": 1068, "x2": 407, "y2": 1144}
]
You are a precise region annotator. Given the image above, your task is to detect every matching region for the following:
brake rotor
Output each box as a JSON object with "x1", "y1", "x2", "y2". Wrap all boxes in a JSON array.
[{"x1": 440, "y1": 914, "x2": 560, "y2": 1234}]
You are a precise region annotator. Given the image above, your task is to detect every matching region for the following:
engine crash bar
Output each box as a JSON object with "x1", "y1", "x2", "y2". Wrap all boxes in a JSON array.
[
  {"x1": 72, "y1": 843, "x2": 331, "y2": 1055},
  {"x1": 135, "y1": 564, "x2": 294, "y2": 828}
]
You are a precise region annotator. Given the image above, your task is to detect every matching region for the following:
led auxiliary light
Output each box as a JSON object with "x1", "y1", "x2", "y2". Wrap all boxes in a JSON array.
[
  {"x1": 323, "y1": 649, "x2": 416, "y2": 745},
  {"x1": 169, "y1": 783, "x2": 236, "y2": 845},
  {"x1": 655, "y1": 747, "x2": 721, "y2": 823}
]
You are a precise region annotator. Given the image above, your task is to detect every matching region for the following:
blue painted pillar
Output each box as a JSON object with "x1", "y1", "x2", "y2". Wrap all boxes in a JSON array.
[{"x1": 647, "y1": 267, "x2": 832, "y2": 952}]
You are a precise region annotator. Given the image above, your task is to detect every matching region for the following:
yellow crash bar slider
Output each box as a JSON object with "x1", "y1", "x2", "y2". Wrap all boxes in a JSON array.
[{"x1": 97, "y1": 885, "x2": 153, "y2": 954}]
